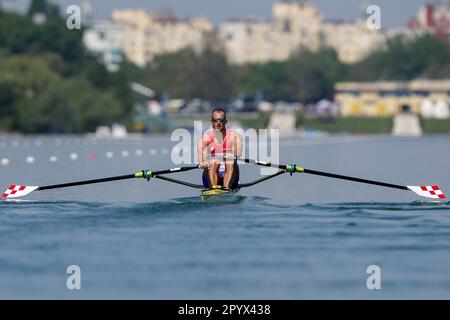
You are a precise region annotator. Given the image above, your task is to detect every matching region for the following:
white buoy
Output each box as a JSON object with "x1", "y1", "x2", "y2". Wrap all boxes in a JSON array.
[
  {"x1": 135, "y1": 149, "x2": 143, "y2": 156},
  {"x1": 1, "y1": 158, "x2": 10, "y2": 166},
  {"x1": 122, "y1": 150, "x2": 129, "y2": 158},
  {"x1": 49, "y1": 156, "x2": 58, "y2": 163},
  {"x1": 150, "y1": 149, "x2": 157, "y2": 156},
  {"x1": 70, "y1": 153, "x2": 78, "y2": 161},
  {"x1": 26, "y1": 156, "x2": 35, "y2": 164},
  {"x1": 106, "y1": 152, "x2": 114, "y2": 159}
]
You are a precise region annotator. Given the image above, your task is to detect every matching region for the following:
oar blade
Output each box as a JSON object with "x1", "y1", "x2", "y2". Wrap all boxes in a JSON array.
[
  {"x1": 408, "y1": 185, "x2": 446, "y2": 199},
  {"x1": 2, "y1": 185, "x2": 39, "y2": 199}
]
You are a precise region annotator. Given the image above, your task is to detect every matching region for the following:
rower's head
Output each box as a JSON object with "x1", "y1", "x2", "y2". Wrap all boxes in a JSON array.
[{"x1": 211, "y1": 108, "x2": 227, "y2": 130}]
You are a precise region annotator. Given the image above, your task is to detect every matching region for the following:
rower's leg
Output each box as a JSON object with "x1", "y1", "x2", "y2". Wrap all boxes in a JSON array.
[
  {"x1": 223, "y1": 163, "x2": 239, "y2": 189},
  {"x1": 208, "y1": 160, "x2": 220, "y2": 187},
  {"x1": 202, "y1": 169, "x2": 211, "y2": 188}
]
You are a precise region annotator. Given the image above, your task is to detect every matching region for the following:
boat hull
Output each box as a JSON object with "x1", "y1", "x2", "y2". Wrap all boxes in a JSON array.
[{"x1": 200, "y1": 188, "x2": 243, "y2": 203}]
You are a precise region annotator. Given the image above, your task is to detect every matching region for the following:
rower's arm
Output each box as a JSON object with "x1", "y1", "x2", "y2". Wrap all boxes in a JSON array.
[
  {"x1": 233, "y1": 132, "x2": 243, "y2": 157},
  {"x1": 197, "y1": 134, "x2": 211, "y2": 163}
]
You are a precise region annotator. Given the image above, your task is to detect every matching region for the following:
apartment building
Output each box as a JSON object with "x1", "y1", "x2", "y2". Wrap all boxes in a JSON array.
[
  {"x1": 407, "y1": 3, "x2": 450, "y2": 37},
  {"x1": 220, "y1": 0, "x2": 384, "y2": 65},
  {"x1": 108, "y1": 9, "x2": 213, "y2": 67},
  {"x1": 321, "y1": 19, "x2": 385, "y2": 64},
  {"x1": 220, "y1": 1, "x2": 323, "y2": 64},
  {"x1": 84, "y1": 1, "x2": 438, "y2": 68}
]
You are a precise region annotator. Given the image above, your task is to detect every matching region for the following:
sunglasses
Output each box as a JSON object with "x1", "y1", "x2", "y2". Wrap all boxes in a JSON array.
[{"x1": 211, "y1": 118, "x2": 226, "y2": 123}]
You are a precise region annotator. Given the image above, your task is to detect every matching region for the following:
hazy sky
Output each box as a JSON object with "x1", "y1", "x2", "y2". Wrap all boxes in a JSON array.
[{"x1": 2, "y1": 0, "x2": 435, "y2": 28}]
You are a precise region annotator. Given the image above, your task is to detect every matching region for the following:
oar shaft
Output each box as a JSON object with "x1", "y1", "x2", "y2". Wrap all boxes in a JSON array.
[
  {"x1": 240, "y1": 158, "x2": 408, "y2": 191},
  {"x1": 302, "y1": 168, "x2": 408, "y2": 190},
  {"x1": 153, "y1": 175, "x2": 204, "y2": 189},
  {"x1": 38, "y1": 165, "x2": 201, "y2": 191},
  {"x1": 38, "y1": 174, "x2": 136, "y2": 191}
]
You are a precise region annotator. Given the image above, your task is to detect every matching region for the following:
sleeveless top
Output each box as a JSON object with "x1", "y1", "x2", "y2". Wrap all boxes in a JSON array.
[{"x1": 207, "y1": 129, "x2": 232, "y2": 156}]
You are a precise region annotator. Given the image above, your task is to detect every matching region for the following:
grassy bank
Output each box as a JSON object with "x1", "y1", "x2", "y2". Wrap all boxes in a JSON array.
[
  {"x1": 168, "y1": 112, "x2": 450, "y2": 134},
  {"x1": 296, "y1": 116, "x2": 450, "y2": 134},
  {"x1": 298, "y1": 116, "x2": 393, "y2": 134},
  {"x1": 238, "y1": 112, "x2": 271, "y2": 129},
  {"x1": 420, "y1": 118, "x2": 450, "y2": 134}
]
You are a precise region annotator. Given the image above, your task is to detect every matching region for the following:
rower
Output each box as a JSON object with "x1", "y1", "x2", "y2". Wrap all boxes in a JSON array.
[{"x1": 198, "y1": 108, "x2": 242, "y2": 190}]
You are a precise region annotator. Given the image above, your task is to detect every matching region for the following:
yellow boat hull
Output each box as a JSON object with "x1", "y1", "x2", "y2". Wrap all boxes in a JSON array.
[{"x1": 200, "y1": 188, "x2": 242, "y2": 203}]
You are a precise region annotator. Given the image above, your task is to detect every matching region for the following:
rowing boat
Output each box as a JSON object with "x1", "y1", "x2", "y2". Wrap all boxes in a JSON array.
[
  {"x1": 1, "y1": 158, "x2": 447, "y2": 201},
  {"x1": 200, "y1": 188, "x2": 242, "y2": 203}
]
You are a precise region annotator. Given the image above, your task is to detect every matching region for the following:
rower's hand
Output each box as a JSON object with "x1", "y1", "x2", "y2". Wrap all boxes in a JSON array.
[
  {"x1": 224, "y1": 153, "x2": 236, "y2": 163},
  {"x1": 199, "y1": 161, "x2": 209, "y2": 169}
]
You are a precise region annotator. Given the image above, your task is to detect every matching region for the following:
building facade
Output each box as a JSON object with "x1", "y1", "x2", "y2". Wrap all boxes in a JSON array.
[
  {"x1": 106, "y1": 9, "x2": 213, "y2": 67},
  {"x1": 407, "y1": 3, "x2": 450, "y2": 38},
  {"x1": 83, "y1": 21, "x2": 124, "y2": 72},
  {"x1": 83, "y1": 1, "x2": 444, "y2": 68},
  {"x1": 219, "y1": 0, "x2": 384, "y2": 65},
  {"x1": 335, "y1": 80, "x2": 450, "y2": 118},
  {"x1": 321, "y1": 19, "x2": 385, "y2": 64}
]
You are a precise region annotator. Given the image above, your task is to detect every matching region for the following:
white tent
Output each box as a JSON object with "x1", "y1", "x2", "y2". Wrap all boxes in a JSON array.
[
  {"x1": 434, "y1": 99, "x2": 449, "y2": 119},
  {"x1": 420, "y1": 99, "x2": 435, "y2": 118}
]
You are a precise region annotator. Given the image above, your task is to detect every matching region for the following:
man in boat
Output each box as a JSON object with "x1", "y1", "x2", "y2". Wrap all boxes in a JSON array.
[{"x1": 198, "y1": 108, "x2": 242, "y2": 190}]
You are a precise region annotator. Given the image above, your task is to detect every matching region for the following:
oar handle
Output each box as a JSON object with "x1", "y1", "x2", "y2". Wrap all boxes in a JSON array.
[
  {"x1": 239, "y1": 158, "x2": 303, "y2": 172},
  {"x1": 153, "y1": 165, "x2": 200, "y2": 175},
  {"x1": 136, "y1": 165, "x2": 201, "y2": 181}
]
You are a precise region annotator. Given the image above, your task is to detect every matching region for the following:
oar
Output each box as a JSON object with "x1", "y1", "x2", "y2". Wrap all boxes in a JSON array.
[
  {"x1": 239, "y1": 158, "x2": 446, "y2": 200},
  {"x1": 1, "y1": 165, "x2": 200, "y2": 199}
]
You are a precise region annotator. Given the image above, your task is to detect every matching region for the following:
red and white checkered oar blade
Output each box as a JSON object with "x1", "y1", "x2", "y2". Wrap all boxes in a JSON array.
[
  {"x1": 408, "y1": 185, "x2": 446, "y2": 200},
  {"x1": 2, "y1": 185, "x2": 39, "y2": 199}
]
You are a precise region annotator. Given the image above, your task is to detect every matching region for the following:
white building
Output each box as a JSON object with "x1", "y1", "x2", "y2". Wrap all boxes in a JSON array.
[
  {"x1": 83, "y1": 21, "x2": 124, "y2": 71},
  {"x1": 111, "y1": 9, "x2": 213, "y2": 67},
  {"x1": 219, "y1": 0, "x2": 384, "y2": 65},
  {"x1": 321, "y1": 19, "x2": 385, "y2": 64}
]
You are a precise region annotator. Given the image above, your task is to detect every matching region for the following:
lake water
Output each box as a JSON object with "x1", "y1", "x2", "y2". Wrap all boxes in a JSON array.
[{"x1": 0, "y1": 134, "x2": 449, "y2": 299}]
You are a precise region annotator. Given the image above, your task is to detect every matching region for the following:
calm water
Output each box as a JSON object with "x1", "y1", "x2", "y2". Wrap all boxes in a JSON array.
[{"x1": 0, "y1": 134, "x2": 449, "y2": 299}]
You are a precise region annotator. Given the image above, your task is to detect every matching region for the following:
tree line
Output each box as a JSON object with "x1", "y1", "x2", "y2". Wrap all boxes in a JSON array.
[{"x1": 1, "y1": 0, "x2": 450, "y2": 133}]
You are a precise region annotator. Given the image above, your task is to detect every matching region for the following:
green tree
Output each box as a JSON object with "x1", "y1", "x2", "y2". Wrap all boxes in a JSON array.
[
  {"x1": 193, "y1": 48, "x2": 234, "y2": 101},
  {"x1": 235, "y1": 61, "x2": 290, "y2": 101},
  {"x1": 15, "y1": 77, "x2": 122, "y2": 133},
  {"x1": 0, "y1": 9, "x2": 84, "y2": 65},
  {"x1": 286, "y1": 48, "x2": 346, "y2": 102},
  {"x1": 349, "y1": 35, "x2": 450, "y2": 80},
  {"x1": 145, "y1": 47, "x2": 234, "y2": 102},
  {"x1": 0, "y1": 10, "x2": 136, "y2": 133},
  {"x1": 27, "y1": 0, "x2": 60, "y2": 20},
  {"x1": 0, "y1": 80, "x2": 20, "y2": 131},
  {"x1": 235, "y1": 47, "x2": 346, "y2": 103},
  {"x1": 147, "y1": 48, "x2": 199, "y2": 99}
]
